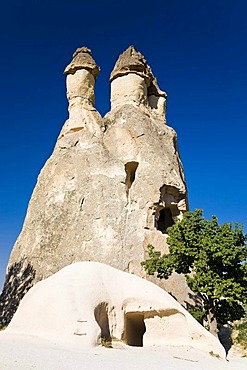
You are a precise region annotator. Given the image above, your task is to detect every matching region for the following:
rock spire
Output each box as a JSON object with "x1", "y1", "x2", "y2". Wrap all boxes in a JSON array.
[
  {"x1": 60, "y1": 47, "x2": 102, "y2": 137},
  {"x1": 110, "y1": 45, "x2": 167, "y2": 118},
  {"x1": 0, "y1": 46, "x2": 189, "y2": 327}
]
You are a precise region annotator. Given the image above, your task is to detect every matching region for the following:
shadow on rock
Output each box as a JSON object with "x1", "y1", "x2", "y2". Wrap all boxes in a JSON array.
[{"x1": 0, "y1": 260, "x2": 36, "y2": 328}]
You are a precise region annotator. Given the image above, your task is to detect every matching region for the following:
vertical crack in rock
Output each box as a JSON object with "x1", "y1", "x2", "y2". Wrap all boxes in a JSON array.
[{"x1": 80, "y1": 197, "x2": 85, "y2": 211}]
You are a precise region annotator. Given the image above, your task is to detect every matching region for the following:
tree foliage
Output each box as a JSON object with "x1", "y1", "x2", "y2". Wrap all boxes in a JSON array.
[
  {"x1": 142, "y1": 209, "x2": 247, "y2": 334},
  {"x1": 233, "y1": 305, "x2": 247, "y2": 351}
]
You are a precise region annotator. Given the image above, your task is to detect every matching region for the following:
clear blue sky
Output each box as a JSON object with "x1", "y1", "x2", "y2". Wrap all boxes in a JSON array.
[{"x1": 0, "y1": 0, "x2": 247, "y2": 289}]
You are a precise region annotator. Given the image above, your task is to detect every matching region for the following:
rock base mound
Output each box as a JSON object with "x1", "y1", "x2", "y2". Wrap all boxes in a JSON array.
[{"x1": 6, "y1": 261, "x2": 225, "y2": 357}]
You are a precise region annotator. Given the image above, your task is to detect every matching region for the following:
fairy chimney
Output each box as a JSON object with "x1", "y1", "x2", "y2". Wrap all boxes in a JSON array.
[
  {"x1": 110, "y1": 46, "x2": 167, "y2": 121},
  {"x1": 61, "y1": 47, "x2": 102, "y2": 137},
  {"x1": 0, "y1": 46, "x2": 189, "y2": 327}
]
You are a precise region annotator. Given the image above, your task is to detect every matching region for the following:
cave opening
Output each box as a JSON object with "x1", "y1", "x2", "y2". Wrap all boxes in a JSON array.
[
  {"x1": 156, "y1": 207, "x2": 174, "y2": 234},
  {"x1": 125, "y1": 312, "x2": 146, "y2": 347}
]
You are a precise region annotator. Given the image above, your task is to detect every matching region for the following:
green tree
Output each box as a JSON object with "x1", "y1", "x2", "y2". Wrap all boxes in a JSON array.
[{"x1": 142, "y1": 209, "x2": 247, "y2": 336}]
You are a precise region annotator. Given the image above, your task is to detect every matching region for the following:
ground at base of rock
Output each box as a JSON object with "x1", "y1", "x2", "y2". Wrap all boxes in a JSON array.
[{"x1": 0, "y1": 332, "x2": 246, "y2": 370}]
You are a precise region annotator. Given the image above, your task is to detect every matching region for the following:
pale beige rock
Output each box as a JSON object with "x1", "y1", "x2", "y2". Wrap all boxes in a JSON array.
[
  {"x1": 110, "y1": 46, "x2": 167, "y2": 121},
  {"x1": 6, "y1": 262, "x2": 225, "y2": 358},
  {"x1": 62, "y1": 49, "x2": 102, "y2": 136},
  {"x1": 66, "y1": 69, "x2": 95, "y2": 104},
  {"x1": 148, "y1": 78, "x2": 167, "y2": 119},
  {"x1": 59, "y1": 98, "x2": 102, "y2": 138},
  {"x1": 1, "y1": 46, "x2": 190, "y2": 326},
  {"x1": 111, "y1": 74, "x2": 148, "y2": 109}
]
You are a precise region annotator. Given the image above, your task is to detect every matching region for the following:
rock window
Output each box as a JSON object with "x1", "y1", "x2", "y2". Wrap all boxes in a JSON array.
[{"x1": 156, "y1": 207, "x2": 174, "y2": 234}]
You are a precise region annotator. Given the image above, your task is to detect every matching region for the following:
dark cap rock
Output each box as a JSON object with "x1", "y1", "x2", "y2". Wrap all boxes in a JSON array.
[
  {"x1": 110, "y1": 46, "x2": 154, "y2": 85},
  {"x1": 64, "y1": 47, "x2": 100, "y2": 78}
]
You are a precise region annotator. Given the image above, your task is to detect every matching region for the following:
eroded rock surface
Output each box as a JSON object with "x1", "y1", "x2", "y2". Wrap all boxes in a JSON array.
[{"x1": 1, "y1": 46, "x2": 189, "y2": 326}]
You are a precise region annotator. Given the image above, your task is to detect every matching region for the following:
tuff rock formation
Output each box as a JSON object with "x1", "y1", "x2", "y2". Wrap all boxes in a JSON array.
[
  {"x1": 0, "y1": 46, "x2": 189, "y2": 326},
  {"x1": 5, "y1": 261, "x2": 225, "y2": 357}
]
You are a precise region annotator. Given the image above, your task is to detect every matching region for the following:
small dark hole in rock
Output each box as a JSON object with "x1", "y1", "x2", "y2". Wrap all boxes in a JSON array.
[
  {"x1": 156, "y1": 208, "x2": 174, "y2": 234},
  {"x1": 125, "y1": 162, "x2": 139, "y2": 191}
]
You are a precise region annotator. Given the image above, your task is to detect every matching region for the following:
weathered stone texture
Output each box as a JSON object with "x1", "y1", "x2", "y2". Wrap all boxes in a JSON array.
[
  {"x1": 64, "y1": 46, "x2": 100, "y2": 77},
  {"x1": 1, "y1": 46, "x2": 190, "y2": 324},
  {"x1": 110, "y1": 45, "x2": 153, "y2": 83}
]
